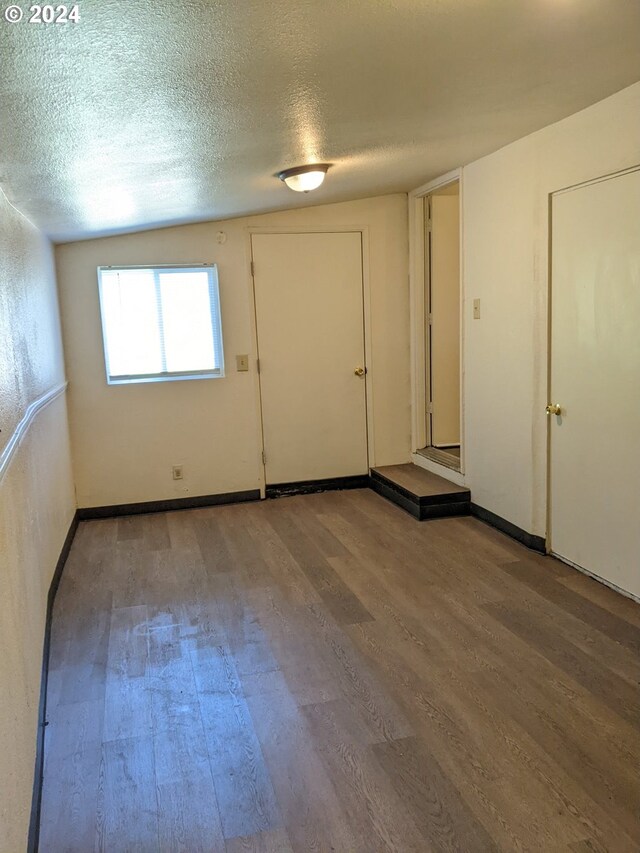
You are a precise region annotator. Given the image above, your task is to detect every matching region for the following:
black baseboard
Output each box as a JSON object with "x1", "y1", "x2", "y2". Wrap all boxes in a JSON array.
[
  {"x1": 470, "y1": 502, "x2": 546, "y2": 553},
  {"x1": 78, "y1": 488, "x2": 261, "y2": 519},
  {"x1": 28, "y1": 510, "x2": 80, "y2": 853},
  {"x1": 266, "y1": 474, "x2": 369, "y2": 499}
]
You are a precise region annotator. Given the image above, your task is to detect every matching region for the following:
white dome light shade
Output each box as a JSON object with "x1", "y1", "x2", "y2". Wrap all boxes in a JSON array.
[{"x1": 278, "y1": 164, "x2": 330, "y2": 192}]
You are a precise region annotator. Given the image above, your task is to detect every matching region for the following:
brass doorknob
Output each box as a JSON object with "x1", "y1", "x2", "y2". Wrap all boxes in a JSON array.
[
  {"x1": 546, "y1": 403, "x2": 562, "y2": 416},
  {"x1": 354, "y1": 366, "x2": 365, "y2": 376}
]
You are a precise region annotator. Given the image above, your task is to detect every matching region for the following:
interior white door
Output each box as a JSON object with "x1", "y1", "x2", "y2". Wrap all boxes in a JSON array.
[
  {"x1": 429, "y1": 193, "x2": 461, "y2": 447},
  {"x1": 550, "y1": 169, "x2": 640, "y2": 599},
  {"x1": 251, "y1": 232, "x2": 368, "y2": 484}
]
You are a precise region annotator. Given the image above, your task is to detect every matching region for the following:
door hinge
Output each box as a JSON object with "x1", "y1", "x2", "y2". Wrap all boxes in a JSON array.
[
  {"x1": 426, "y1": 218, "x2": 432, "y2": 232},
  {"x1": 250, "y1": 260, "x2": 255, "y2": 277},
  {"x1": 262, "y1": 450, "x2": 266, "y2": 465},
  {"x1": 427, "y1": 313, "x2": 433, "y2": 325},
  {"x1": 427, "y1": 402, "x2": 433, "y2": 414},
  {"x1": 256, "y1": 358, "x2": 261, "y2": 374}
]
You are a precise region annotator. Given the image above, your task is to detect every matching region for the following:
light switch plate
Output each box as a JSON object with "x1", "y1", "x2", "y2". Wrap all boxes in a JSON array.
[
  {"x1": 473, "y1": 298, "x2": 481, "y2": 319},
  {"x1": 236, "y1": 354, "x2": 249, "y2": 371}
]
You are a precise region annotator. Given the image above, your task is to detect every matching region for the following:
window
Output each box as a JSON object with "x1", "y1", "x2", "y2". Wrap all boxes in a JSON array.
[{"x1": 97, "y1": 265, "x2": 224, "y2": 384}]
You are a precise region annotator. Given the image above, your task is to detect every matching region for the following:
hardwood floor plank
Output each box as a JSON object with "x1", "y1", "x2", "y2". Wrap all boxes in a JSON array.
[
  {"x1": 218, "y1": 504, "x2": 276, "y2": 588},
  {"x1": 373, "y1": 735, "x2": 498, "y2": 852},
  {"x1": 244, "y1": 510, "x2": 321, "y2": 606},
  {"x1": 110, "y1": 545, "x2": 154, "y2": 608},
  {"x1": 558, "y1": 571, "x2": 640, "y2": 627},
  {"x1": 145, "y1": 605, "x2": 227, "y2": 850},
  {"x1": 39, "y1": 699, "x2": 104, "y2": 853},
  {"x1": 507, "y1": 582, "x2": 640, "y2": 687},
  {"x1": 569, "y1": 839, "x2": 611, "y2": 853},
  {"x1": 286, "y1": 497, "x2": 350, "y2": 558},
  {"x1": 192, "y1": 644, "x2": 282, "y2": 839},
  {"x1": 103, "y1": 605, "x2": 151, "y2": 742},
  {"x1": 192, "y1": 511, "x2": 235, "y2": 574},
  {"x1": 244, "y1": 590, "x2": 343, "y2": 706},
  {"x1": 166, "y1": 508, "x2": 202, "y2": 553},
  {"x1": 156, "y1": 779, "x2": 225, "y2": 852},
  {"x1": 305, "y1": 600, "x2": 414, "y2": 742},
  {"x1": 116, "y1": 514, "x2": 144, "y2": 541},
  {"x1": 59, "y1": 603, "x2": 111, "y2": 705},
  {"x1": 117, "y1": 512, "x2": 170, "y2": 550},
  {"x1": 206, "y1": 573, "x2": 280, "y2": 677},
  {"x1": 267, "y1": 509, "x2": 374, "y2": 625},
  {"x1": 242, "y1": 670, "x2": 366, "y2": 852},
  {"x1": 485, "y1": 603, "x2": 640, "y2": 728},
  {"x1": 96, "y1": 735, "x2": 158, "y2": 852},
  {"x1": 225, "y1": 828, "x2": 294, "y2": 853},
  {"x1": 301, "y1": 698, "x2": 428, "y2": 851},
  {"x1": 496, "y1": 559, "x2": 640, "y2": 654}
]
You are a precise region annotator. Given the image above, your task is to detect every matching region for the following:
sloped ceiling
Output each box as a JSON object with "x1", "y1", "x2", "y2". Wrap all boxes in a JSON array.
[{"x1": 1, "y1": 0, "x2": 639, "y2": 241}]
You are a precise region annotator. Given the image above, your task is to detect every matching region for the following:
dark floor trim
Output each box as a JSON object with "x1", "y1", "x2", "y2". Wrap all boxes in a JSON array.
[
  {"x1": 78, "y1": 489, "x2": 261, "y2": 520},
  {"x1": 28, "y1": 510, "x2": 80, "y2": 853},
  {"x1": 266, "y1": 474, "x2": 370, "y2": 499},
  {"x1": 471, "y1": 502, "x2": 546, "y2": 553}
]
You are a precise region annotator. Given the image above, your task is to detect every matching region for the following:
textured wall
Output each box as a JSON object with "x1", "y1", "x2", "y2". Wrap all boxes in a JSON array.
[
  {"x1": 56, "y1": 194, "x2": 410, "y2": 508},
  {"x1": 0, "y1": 201, "x2": 66, "y2": 441},
  {"x1": 0, "y1": 193, "x2": 75, "y2": 851}
]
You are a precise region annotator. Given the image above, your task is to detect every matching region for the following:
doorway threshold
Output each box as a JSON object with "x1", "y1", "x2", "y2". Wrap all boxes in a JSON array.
[{"x1": 416, "y1": 445, "x2": 461, "y2": 473}]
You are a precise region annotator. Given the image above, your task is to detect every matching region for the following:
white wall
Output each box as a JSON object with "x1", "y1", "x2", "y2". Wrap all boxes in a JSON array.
[
  {"x1": 56, "y1": 194, "x2": 410, "y2": 508},
  {"x1": 0, "y1": 193, "x2": 75, "y2": 851},
  {"x1": 462, "y1": 82, "x2": 640, "y2": 536}
]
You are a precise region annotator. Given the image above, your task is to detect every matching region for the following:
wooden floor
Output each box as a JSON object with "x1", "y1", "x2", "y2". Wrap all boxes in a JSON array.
[{"x1": 40, "y1": 489, "x2": 640, "y2": 852}]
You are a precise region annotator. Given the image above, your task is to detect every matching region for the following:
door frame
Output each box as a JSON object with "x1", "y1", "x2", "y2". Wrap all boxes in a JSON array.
[
  {"x1": 408, "y1": 168, "x2": 465, "y2": 472},
  {"x1": 245, "y1": 226, "x2": 375, "y2": 492},
  {"x1": 546, "y1": 164, "x2": 640, "y2": 570}
]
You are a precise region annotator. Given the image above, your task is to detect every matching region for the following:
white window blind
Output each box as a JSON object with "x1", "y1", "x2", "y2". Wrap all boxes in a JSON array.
[{"x1": 97, "y1": 265, "x2": 224, "y2": 384}]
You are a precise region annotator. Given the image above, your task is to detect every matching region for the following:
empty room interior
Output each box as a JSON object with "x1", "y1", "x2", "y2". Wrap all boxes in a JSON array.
[{"x1": 1, "y1": 2, "x2": 640, "y2": 851}]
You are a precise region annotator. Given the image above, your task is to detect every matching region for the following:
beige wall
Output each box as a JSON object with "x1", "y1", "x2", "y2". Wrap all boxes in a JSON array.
[
  {"x1": 462, "y1": 82, "x2": 640, "y2": 536},
  {"x1": 430, "y1": 189, "x2": 461, "y2": 447},
  {"x1": 0, "y1": 193, "x2": 75, "y2": 851},
  {"x1": 56, "y1": 194, "x2": 410, "y2": 508}
]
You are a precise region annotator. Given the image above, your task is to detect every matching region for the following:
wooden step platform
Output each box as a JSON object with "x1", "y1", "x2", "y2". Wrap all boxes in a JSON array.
[{"x1": 370, "y1": 463, "x2": 470, "y2": 520}]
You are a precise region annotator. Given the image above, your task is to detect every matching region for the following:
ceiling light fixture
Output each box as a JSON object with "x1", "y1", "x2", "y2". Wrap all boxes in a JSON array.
[{"x1": 277, "y1": 163, "x2": 330, "y2": 193}]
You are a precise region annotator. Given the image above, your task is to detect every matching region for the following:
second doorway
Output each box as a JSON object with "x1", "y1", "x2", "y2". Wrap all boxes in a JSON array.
[{"x1": 421, "y1": 179, "x2": 462, "y2": 471}]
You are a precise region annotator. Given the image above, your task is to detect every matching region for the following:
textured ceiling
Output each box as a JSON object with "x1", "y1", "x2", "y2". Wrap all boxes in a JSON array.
[{"x1": 1, "y1": 0, "x2": 639, "y2": 242}]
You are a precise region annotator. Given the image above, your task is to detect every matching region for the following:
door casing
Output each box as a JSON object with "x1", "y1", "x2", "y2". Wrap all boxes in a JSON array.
[{"x1": 408, "y1": 169, "x2": 465, "y2": 470}]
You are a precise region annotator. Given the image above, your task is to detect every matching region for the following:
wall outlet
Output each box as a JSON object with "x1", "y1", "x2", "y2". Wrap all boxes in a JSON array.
[
  {"x1": 172, "y1": 465, "x2": 183, "y2": 480},
  {"x1": 236, "y1": 354, "x2": 249, "y2": 372}
]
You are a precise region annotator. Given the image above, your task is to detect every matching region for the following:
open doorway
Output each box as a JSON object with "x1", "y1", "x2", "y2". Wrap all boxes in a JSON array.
[{"x1": 418, "y1": 180, "x2": 461, "y2": 472}]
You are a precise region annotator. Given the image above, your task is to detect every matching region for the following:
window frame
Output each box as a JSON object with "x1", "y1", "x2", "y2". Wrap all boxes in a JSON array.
[{"x1": 97, "y1": 263, "x2": 225, "y2": 386}]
